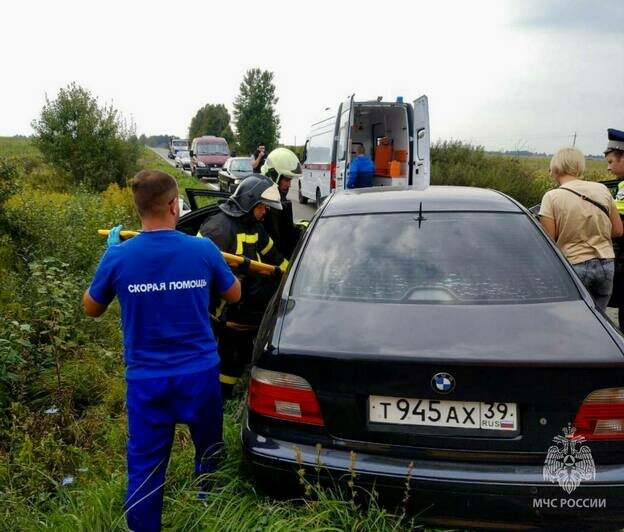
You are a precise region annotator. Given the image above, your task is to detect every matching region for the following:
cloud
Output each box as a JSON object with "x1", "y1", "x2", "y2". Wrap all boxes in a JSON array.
[{"x1": 515, "y1": 0, "x2": 624, "y2": 34}]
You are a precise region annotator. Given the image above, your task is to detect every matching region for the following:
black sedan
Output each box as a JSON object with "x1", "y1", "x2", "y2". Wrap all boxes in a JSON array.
[
  {"x1": 218, "y1": 157, "x2": 253, "y2": 193},
  {"x1": 242, "y1": 186, "x2": 624, "y2": 529}
]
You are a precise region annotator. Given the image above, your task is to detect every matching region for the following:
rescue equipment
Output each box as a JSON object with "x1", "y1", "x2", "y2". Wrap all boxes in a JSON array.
[{"x1": 97, "y1": 229, "x2": 279, "y2": 276}]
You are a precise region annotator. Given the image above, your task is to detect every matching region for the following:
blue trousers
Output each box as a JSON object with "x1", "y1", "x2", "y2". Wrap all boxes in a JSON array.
[{"x1": 124, "y1": 366, "x2": 223, "y2": 532}]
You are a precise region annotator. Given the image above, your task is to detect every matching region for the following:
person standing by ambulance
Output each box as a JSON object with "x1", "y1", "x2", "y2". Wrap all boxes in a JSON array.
[
  {"x1": 82, "y1": 170, "x2": 241, "y2": 532},
  {"x1": 199, "y1": 175, "x2": 288, "y2": 398},
  {"x1": 605, "y1": 128, "x2": 624, "y2": 327},
  {"x1": 347, "y1": 144, "x2": 375, "y2": 189}
]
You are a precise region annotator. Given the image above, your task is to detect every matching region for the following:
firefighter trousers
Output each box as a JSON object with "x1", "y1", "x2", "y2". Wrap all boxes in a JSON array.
[{"x1": 215, "y1": 322, "x2": 256, "y2": 399}]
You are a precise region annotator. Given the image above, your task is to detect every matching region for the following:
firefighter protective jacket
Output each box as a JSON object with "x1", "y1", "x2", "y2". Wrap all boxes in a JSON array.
[{"x1": 199, "y1": 211, "x2": 287, "y2": 325}]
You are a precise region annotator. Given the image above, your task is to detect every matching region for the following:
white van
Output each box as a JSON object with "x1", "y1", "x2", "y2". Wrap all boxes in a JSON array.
[{"x1": 298, "y1": 95, "x2": 430, "y2": 207}]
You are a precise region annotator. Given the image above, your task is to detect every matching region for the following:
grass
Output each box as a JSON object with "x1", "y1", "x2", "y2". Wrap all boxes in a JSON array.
[
  {"x1": 500, "y1": 153, "x2": 612, "y2": 182},
  {"x1": 0, "y1": 136, "x2": 40, "y2": 158},
  {"x1": 2, "y1": 399, "x2": 430, "y2": 531}
]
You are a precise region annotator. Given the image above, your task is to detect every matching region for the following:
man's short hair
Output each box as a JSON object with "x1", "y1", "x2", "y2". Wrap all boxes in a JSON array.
[
  {"x1": 257, "y1": 142, "x2": 265, "y2": 147},
  {"x1": 356, "y1": 145, "x2": 366, "y2": 155},
  {"x1": 131, "y1": 170, "x2": 178, "y2": 218},
  {"x1": 550, "y1": 147, "x2": 585, "y2": 178}
]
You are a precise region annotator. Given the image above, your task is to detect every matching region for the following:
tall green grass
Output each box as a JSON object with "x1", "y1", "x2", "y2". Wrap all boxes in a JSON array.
[{"x1": 0, "y1": 136, "x2": 40, "y2": 158}]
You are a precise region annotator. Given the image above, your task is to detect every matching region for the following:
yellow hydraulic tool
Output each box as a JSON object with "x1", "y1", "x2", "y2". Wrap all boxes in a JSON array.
[{"x1": 97, "y1": 229, "x2": 278, "y2": 277}]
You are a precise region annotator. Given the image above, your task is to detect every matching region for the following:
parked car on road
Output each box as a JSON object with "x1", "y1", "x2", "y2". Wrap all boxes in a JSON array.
[
  {"x1": 174, "y1": 150, "x2": 191, "y2": 170},
  {"x1": 168, "y1": 138, "x2": 188, "y2": 159},
  {"x1": 242, "y1": 185, "x2": 624, "y2": 529},
  {"x1": 190, "y1": 135, "x2": 230, "y2": 179},
  {"x1": 218, "y1": 157, "x2": 253, "y2": 193}
]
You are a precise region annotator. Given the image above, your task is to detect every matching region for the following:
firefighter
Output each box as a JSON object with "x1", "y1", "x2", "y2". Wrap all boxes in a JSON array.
[
  {"x1": 261, "y1": 147, "x2": 306, "y2": 259},
  {"x1": 605, "y1": 128, "x2": 624, "y2": 327},
  {"x1": 199, "y1": 175, "x2": 288, "y2": 398}
]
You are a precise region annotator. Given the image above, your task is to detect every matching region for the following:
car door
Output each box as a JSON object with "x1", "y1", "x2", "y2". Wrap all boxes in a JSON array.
[
  {"x1": 177, "y1": 188, "x2": 230, "y2": 235},
  {"x1": 334, "y1": 95, "x2": 354, "y2": 191},
  {"x1": 410, "y1": 95, "x2": 430, "y2": 189},
  {"x1": 219, "y1": 160, "x2": 230, "y2": 191}
]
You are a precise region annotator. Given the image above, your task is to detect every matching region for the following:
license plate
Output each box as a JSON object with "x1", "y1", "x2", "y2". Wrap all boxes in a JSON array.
[{"x1": 369, "y1": 395, "x2": 518, "y2": 431}]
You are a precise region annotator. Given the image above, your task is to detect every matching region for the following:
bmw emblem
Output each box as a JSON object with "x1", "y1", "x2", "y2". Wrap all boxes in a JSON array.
[{"x1": 432, "y1": 372, "x2": 455, "y2": 394}]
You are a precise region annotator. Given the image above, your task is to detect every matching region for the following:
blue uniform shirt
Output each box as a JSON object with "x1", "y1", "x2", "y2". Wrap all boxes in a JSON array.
[
  {"x1": 88, "y1": 230, "x2": 236, "y2": 380},
  {"x1": 347, "y1": 155, "x2": 375, "y2": 189}
]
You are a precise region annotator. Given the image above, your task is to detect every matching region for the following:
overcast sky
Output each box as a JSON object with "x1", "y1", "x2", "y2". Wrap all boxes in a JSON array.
[{"x1": 1, "y1": 0, "x2": 622, "y2": 155}]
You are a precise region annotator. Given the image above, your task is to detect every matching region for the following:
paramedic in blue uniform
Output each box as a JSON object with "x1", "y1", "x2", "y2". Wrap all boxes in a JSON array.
[
  {"x1": 346, "y1": 144, "x2": 375, "y2": 188},
  {"x1": 82, "y1": 169, "x2": 241, "y2": 532}
]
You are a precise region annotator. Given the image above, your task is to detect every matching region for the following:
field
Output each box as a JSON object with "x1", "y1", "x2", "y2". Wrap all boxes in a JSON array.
[
  {"x1": 502, "y1": 154, "x2": 611, "y2": 182},
  {"x1": 0, "y1": 137, "x2": 617, "y2": 530}
]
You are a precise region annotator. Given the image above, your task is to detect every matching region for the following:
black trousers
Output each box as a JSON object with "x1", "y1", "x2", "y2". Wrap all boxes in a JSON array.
[{"x1": 214, "y1": 322, "x2": 256, "y2": 399}]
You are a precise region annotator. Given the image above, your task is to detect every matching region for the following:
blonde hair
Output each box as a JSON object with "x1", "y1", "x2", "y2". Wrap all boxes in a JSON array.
[{"x1": 550, "y1": 147, "x2": 585, "y2": 178}]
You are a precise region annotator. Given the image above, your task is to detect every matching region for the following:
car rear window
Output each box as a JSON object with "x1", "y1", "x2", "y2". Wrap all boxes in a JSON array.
[
  {"x1": 231, "y1": 159, "x2": 252, "y2": 172},
  {"x1": 292, "y1": 212, "x2": 579, "y2": 304}
]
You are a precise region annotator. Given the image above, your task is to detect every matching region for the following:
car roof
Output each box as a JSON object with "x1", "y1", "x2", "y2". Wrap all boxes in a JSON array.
[{"x1": 322, "y1": 186, "x2": 524, "y2": 216}]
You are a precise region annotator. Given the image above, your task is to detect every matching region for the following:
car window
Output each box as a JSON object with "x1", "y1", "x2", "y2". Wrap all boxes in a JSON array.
[
  {"x1": 197, "y1": 143, "x2": 229, "y2": 156},
  {"x1": 292, "y1": 212, "x2": 579, "y2": 304},
  {"x1": 231, "y1": 159, "x2": 252, "y2": 172}
]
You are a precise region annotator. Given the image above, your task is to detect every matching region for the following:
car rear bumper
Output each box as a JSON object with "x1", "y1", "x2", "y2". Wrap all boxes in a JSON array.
[{"x1": 242, "y1": 420, "x2": 624, "y2": 528}]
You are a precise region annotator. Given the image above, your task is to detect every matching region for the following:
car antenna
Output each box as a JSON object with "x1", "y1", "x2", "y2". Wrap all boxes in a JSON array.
[{"x1": 415, "y1": 201, "x2": 426, "y2": 227}]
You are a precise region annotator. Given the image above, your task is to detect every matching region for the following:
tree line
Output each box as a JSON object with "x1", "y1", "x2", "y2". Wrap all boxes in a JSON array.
[{"x1": 30, "y1": 68, "x2": 280, "y2": 191}]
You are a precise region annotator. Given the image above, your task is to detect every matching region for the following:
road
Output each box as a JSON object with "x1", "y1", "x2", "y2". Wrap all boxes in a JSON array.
[{"x1": 150, "y1": 147, "x2": 316, "y2": 221}]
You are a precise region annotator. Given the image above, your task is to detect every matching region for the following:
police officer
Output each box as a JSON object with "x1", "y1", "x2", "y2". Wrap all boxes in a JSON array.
[
  {"x1": 261, "y1": 147, "x2": 305, "y2": 259},
  {"x1": 199, "y1": 175, "x2": 288, "y2": 398},
  {"x1": 606, "y1": 129, "x2": 624, "y2": 327}
]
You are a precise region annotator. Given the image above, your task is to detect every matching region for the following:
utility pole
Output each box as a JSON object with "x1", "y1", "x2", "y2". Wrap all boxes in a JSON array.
[{"x1": 572, "y1": 132, "x2": 577, "y2": 146}]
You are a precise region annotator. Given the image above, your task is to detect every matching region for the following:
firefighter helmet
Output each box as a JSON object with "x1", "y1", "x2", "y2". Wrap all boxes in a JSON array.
[
  {"x1": 219, "y1": 175, "x2": 282, "y2": 217},
  {"x1": 261, "y1": 148, "x2": 303, "y2": 182}
]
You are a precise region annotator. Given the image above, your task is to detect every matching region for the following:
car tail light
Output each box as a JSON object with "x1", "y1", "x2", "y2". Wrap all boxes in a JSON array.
[
  {"x1": 330, "y1": 162, "x2": 336, "y2": 191},
  {"x1": 573, "y1": 388, "x2": 624, "y2": 440},
  {"x1": 248, "y1": 367, "x2": 324, "y2": 426}
]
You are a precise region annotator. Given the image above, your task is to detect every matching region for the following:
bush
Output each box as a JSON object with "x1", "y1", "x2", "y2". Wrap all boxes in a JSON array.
[
  {"x1": 31, "y1": 83, "x2": 140, "y2": 191},
  {"x1": 431, "y1": 141, "x2": 551, "y2": 207},
  {"x1": 3, "y1": 183, "x2": 138, "y2": 273}
]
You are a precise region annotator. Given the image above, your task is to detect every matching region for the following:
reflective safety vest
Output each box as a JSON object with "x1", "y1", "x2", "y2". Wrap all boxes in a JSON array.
[
  {"x1": 198, "y1": 211, "x2": 288, "y2": 325},
  {"x1": 616, "y1": 181, "x2": 624, "y2": 215}
]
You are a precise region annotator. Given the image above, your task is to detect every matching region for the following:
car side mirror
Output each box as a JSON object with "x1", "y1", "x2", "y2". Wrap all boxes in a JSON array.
[{"x1": 189, "y1": 150, "x2": 194, "y2": 157}]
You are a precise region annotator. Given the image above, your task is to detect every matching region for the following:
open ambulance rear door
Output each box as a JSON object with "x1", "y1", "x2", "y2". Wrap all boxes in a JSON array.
[
  {"x1": 410, "y1": 95, "x2": 430, "y2": 189},
  {"x1": 334, "y1": 94, "x2": 354, "y2": 191}
]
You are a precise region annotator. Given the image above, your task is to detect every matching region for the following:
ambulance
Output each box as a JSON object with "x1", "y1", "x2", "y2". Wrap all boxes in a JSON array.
[{"x1": 298, "y1": 95, "x2": 430, "y2": 207}]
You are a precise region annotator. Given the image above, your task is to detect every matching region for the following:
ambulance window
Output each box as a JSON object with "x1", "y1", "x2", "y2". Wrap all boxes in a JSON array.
[
  {"x1": 337, "y1": 121, "x2": 349, "y2": 161},
  {"x1": 307, "y1": 129, "x2": 333, "y2": 164}
]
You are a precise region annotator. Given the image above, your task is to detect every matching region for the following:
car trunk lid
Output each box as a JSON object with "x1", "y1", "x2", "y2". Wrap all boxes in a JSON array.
[{"x1": 272, "y1": 298, "x2": 624, "y2": 460}]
